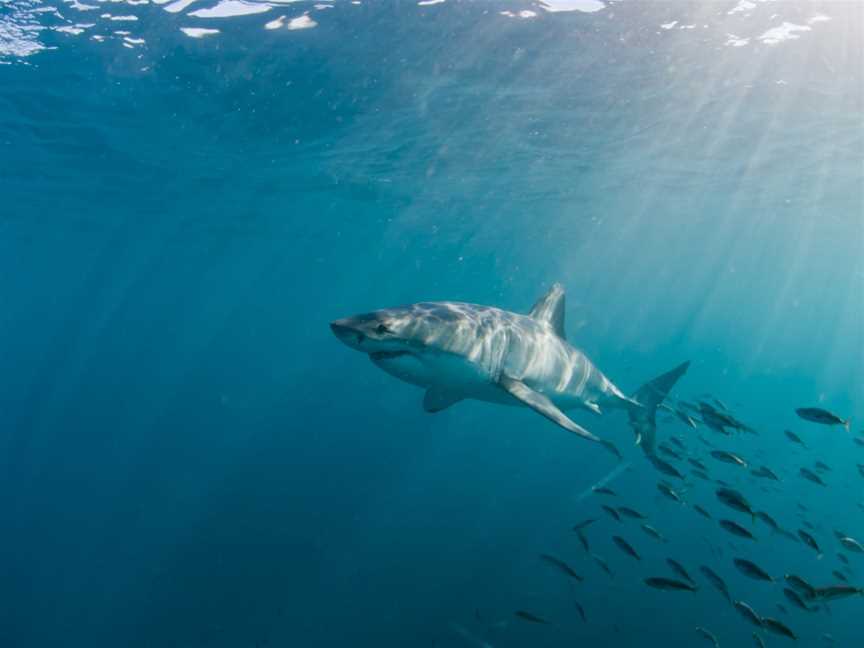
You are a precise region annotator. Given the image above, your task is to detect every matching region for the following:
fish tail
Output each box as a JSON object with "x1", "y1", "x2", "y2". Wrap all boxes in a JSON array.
[
  {"x1": 844, "y1": 419, "x2": 851, "y2": 433},
  {"x1": 627, "y1": 361, "x2": 690, "y2": 455}
]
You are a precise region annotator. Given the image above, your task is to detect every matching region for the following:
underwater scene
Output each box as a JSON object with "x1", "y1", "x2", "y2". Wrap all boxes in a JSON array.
[{"x1": 1, "y1": 0, "x2": 862, "y2": 646}]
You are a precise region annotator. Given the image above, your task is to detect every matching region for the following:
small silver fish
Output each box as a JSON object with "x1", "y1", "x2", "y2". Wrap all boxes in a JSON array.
[
  {"x1": 644, "y1": 577, "x2": 696, "y2": 592},
  {"x1": 762, "y1": 617, "x2": 797, "y2": 640},
  {"x1": 711, "y1": 450, "x2": 747, "y2": 467},
  {"x1": 734, "y1": 558, "x2": 773, "y2": 582},
  {"x1": 734, "y1": 600, "x2": 764, "y2": 628},
  {"x1": 696, "y1": 626, "x2": 719, "y2": 647},
  {"x1": 795, "y1": 407, "x2": 849, "y2": 431},
  {"x1": 839, "y1": 536, "x2": 864, "y2": 553},
  {"x1": 720, "y1": 519, "x2": 756, "y2": 540},
  {"x1": 613, "y1": 536, "x2": 641, "y2": 561}
]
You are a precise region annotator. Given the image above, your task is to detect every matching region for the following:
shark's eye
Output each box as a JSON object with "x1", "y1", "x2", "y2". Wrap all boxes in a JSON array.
[{"x1": 376, "y1": 324, "x2": 391, "y2": 334}]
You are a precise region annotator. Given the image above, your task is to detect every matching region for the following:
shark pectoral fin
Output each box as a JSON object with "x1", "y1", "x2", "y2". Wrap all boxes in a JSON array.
[
  {"x1": 499, "y1": 376, "x2": 621, "y2": 459},
  {"x1": 423, "y1": 388, "x2": 463, "y2": 413}
]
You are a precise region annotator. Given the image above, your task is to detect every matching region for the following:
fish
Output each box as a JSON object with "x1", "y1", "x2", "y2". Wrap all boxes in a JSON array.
[
  {"x1": 644, "y1": 577, "x2": 697, "y2": 592},
  {"x1": 641, "y1": 523, "x2": 666, "y2": 542},
  {"x1": 783, "y1": 587, "x2": 812, "y2": 612},
  {"x1": 575, "y1": 530, "x2": 590, "y2": 552},
  {"x1": 716, "y1": 488, "x2": 755, "y2": 518},
  {"x1": 800, "y1": 467, "x2": 826, "y2": 486},
  {"x1": 814, "y1": 585, "x2": 864, "y2": 601},
  {"x1": 692, "y1": 469, "x2": 711, "y2": 481},
  {"x1": 784, "y1": 430, "x2": 807, "y2": 448},
  {"x1": 699, "y1": 402, "x2": 738, "y2": 434},
  {"x1": 752, "y1": 632, "x2": 766, "y2": 647},
  {"x1": 710, "y1": 450, "x2": 747, "y2": 467},
  {"x1": 720, "y1": 519, "x2": 756, "y2": 540},
  {"x1": 667, "y1": 558, "x2": 694, "y2": 584},
  {"x1": 795, "y1": 407, "x2": 849, "y2": 432},
  {"x1": 751, "y1": 466, "x2": 780, "y2": 481},
  {"x1": 591, "y1": 554, "x2": 614, "y2": 577},
  {"x1": 658, "y1": 444, "x2": 682, "y2": 461},
  {"x1": 331, "y1": 285, "x2": 690, "y2": 457},
  {"x1": 675, "y1": 409, "x2": 699, "y2": 428},
  {"x1": 592, "y1": 486, "x2": 616, "y2": 496},
  {"x1": 785, "y1": 574, "x2": 817, "y2": 600},
  {"x1": 700, "y1": 565, "x2": 732, "y2": 603},
  {"x1": 839, "y1": 536, "x2": 864, "y2": 553},
  {"x1": 670, "y1": 437, "x2": 686, "y2": 450},
  {"x1": 798, "y1": 530, "x2": 822, "y2": 556},
  {"x1": 573, "y1": 518, "x2": 597, "y2": 531},
  {"x1": 832, "y1": 570, "x2": 848, "y2": 583},
  {"x1": 617, "y1": 506, "x2": 646, "y2": 520},
  {"x1": 838, "y1": 553, "x2": 849, "y2": 565},
  {"x1": 734, "y1": 600, "x2": 764, "y2": 628},
  {"x1": 613, "y1": 536, "x2": 641, "y2": 561},
  {"x1": 539, "y1": 554, "x2": 583, "y2": 582},
  {"x1": 657, "y1": 482, "x2": 683, "y2": 504},
  {"x1": 814, "y1": 460, "x2": 831, "y2": 473},
  {"x1": 574, "y1": 601, "x2": 586, "y2": 622},
  {"x1": 694, "y1": 505, "x2": 712, "y2": 519},
  {"x1": 688, "y1": 458, "x2": 708, "y2": 471},
  {"x1": 755, "y1": 511, "x2": 779, "y2": 532},
  {"x1": 734, "y1": 558, "x2": 773, "y2": 582},
  {"x1": 857, "y1": 464, "x2": 864, "y2": 478},
  {"x1": 648, "y1": 455, "x2": 685, "y2": 480},
  {"x1": 696, "y1": 626, "x2": 719, "y2": 647},
  {"x1": 762, "y1": 617, "x2": 797, "y2": 640},
  {"x1": 514, "y1": 610, "x2": 548, "y2": 624},
  {"x1": 855, "y1": 437, "x2": 864, "y2": 448},
  {"x1": 602, "y1": 505, "x2": 621, "y2": 522}
]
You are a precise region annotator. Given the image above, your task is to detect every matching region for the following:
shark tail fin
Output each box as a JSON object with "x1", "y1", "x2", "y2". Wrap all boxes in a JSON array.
[{"x1": 627, "y1": 361, "x2": 690, "y2": 455}]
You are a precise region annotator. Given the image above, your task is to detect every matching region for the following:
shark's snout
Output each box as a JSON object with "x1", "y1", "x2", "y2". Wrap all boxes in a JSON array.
[{"x1": 330, "y1": 319, "x2": 365, "y2": 347}]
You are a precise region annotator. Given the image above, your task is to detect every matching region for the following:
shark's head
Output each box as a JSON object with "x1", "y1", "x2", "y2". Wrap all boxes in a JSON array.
[
  {"x1": 330, "y1": 303, "x2": 462, "y2": 388},
  {"x1": 330, "y1": 308, "x2": 415, "y2": 356}
]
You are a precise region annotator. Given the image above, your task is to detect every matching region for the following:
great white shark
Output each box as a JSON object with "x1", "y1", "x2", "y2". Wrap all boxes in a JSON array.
[{"x1": 330, "y1": 283, "x2": 689, "y2": 459}]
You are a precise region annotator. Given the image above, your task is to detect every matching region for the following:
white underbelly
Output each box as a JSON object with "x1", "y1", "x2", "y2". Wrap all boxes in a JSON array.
[
  {"x1": 371, "y1": 350, "x2": 514, "y2": 403},
  {"x1": 370, "y1": 349, "x2": 587, "y2": 408}
]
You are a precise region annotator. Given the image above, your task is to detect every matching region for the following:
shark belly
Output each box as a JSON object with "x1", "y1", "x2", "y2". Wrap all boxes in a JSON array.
[{"x1": 371, "y1": 349, "x2": 514, "y2": 404}]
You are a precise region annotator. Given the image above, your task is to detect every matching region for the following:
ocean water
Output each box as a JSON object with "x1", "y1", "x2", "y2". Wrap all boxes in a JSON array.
[{"x1": 1, "y1": 0, "x2": 862, "y2": 646}]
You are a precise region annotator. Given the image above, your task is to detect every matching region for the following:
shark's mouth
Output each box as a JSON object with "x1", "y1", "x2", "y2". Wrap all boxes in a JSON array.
[{"x1": 370, "y1": 350, "x2": 412, "y2": 361}]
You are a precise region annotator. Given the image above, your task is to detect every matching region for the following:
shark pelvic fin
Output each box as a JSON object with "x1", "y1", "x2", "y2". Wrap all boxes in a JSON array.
[
  {"x1": 499, "y1": 375, "x2": 621, "y2": 459},
  {"x1": 423, "y1": 388, "x2": 462, "y2": 413},
  {"x1": 528, "y1": 283, "x2": 566, "y2": 339}
]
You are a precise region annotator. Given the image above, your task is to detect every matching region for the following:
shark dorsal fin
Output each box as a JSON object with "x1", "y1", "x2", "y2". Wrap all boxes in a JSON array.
[{"x1": 529, "y1": 283, "x2": 566, "y2": 339}]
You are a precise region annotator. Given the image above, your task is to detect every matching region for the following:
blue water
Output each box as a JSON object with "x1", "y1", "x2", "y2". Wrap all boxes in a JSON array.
[{"x1": 1, "y1": 1, "x2": 862, "y2": 646}]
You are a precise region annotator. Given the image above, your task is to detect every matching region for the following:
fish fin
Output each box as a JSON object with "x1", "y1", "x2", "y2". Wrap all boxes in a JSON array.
[
  {"x1": 423, "y1": 388, "x2": 462, "y2": 413},
  {"x1": 498, "y1": 374, "x2": 620, "y2": 459},
  {"x1": 528, "y1": 283, "x2": 566, "y2": 339},
  {"x1": 627, "y1": 361, "x2": 690, "y2": 455}
]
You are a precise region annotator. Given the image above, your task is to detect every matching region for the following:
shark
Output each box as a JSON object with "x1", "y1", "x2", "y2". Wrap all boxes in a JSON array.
[{"x1": 330, "y1": 283, "x2": 689, "y2": 459}]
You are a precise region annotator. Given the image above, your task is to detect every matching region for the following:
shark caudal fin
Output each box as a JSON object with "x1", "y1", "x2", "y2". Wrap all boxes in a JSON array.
[{"x1": 628, "y1": 361, "x2": 690, "y2": 455}]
